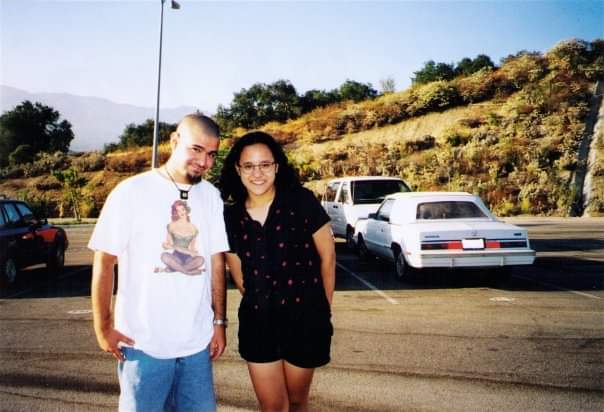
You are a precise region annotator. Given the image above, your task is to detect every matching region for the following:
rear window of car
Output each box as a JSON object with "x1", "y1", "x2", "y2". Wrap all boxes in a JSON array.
[
  {"x1": 0, "y1": 207, "x2": 6, "y2": 228},
  {"x1": 15, "y1": 203, "x2": 36, "y2": 223},
  {"x1": 352, "y1": 180, "x2": 410, "y2": 205},
  {"x1": 4, "y1": 203, "x2": 22, "y2": 224},
  {"x1": 324, "y1": 182, "x2": 340, "y2": 202},
  {"x1": 416, "y1": 201, "x2": 487, "y2": 219}
]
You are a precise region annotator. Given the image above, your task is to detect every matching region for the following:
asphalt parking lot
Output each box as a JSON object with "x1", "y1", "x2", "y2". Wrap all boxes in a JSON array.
[{"x1": 0, "y1": 217, "x2": 603, "y2": 411}]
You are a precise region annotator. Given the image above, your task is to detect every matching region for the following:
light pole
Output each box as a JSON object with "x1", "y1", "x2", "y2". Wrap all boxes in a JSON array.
[{"x1": 152, "y1": 0, "x2": 180, "y2": 169}]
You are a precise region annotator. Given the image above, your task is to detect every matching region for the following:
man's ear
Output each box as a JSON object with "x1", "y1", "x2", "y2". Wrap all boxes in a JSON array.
[
  {"x1": 170, "y1": 131, "x2": 179, "y2": 149},
  {"x1": 275, "y1": 163, "x2": 279, "y2": 174}
]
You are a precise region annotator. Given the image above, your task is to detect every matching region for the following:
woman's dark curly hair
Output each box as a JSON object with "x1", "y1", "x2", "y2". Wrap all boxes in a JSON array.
[{"x1": 219, "y1": 131, "x2": 300, "y2": 204}]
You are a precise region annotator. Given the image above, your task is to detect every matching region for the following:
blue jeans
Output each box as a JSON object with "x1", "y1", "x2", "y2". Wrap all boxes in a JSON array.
[{"x1": 118, "y1": 346, "x2": 216, "y2": 412}]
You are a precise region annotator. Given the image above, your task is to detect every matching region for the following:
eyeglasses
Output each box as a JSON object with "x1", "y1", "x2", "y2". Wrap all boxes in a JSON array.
[{"x1": 238, "y1": 161, "x2": 276, "y2": 175}]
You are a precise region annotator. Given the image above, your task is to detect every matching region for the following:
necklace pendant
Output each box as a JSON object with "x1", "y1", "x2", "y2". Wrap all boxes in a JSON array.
[{"x1": 180, "y1": 190, "x2": 189, "y2": 200}]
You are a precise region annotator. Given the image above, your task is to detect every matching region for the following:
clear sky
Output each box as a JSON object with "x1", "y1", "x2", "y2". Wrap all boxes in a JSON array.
[{"x1": 1, "y1": 0, "x2": 603, "y2": 113}]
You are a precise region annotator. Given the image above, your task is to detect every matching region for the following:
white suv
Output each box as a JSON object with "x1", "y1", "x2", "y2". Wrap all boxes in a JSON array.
[{"x1": 321, "y1": 176, "x2": 411, "y2": 248}]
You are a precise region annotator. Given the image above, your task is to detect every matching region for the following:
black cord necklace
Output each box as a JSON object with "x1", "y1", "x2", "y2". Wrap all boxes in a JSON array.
[{"x1": 164, "y1": 166, "x2": 193, "y2": 200}]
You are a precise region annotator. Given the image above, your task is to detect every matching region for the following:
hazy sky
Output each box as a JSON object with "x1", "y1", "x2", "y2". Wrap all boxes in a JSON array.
[{"x1": 1, "y1": 0, "x2": 603, "y2": 112}]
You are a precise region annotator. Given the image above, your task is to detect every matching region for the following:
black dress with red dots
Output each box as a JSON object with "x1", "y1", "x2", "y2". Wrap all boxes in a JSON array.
[{"x1": 224, "y1": 187, "x2": 333, "y2": 368}]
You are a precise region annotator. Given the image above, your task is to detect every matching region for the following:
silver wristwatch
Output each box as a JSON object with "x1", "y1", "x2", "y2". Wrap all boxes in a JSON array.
[{"x1": 213, "y1": 319, "x2": 228, "y2": 327}]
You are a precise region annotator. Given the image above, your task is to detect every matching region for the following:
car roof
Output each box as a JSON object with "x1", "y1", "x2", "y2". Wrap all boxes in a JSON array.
[{"x1": 327, "y1": 176, "x2": 404, "y2": 183}]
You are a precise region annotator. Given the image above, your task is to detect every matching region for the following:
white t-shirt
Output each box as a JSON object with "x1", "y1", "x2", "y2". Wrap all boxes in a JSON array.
[{"x1": 88, "y1": 170, "x2": 229, "y2": 359}]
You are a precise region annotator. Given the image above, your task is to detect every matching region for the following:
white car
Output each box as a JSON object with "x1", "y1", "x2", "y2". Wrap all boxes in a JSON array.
[
  {"x1": 322, "y1": 176, "x2": 411, "y2": 248},
  {"x1": 354, "y1": 192, "x2": 536, "y2": 282}
]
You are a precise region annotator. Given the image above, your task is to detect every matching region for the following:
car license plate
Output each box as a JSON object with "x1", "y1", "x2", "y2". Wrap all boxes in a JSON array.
[{"x1": 462, "y1": 238, "x2": 484, "y2": 249}]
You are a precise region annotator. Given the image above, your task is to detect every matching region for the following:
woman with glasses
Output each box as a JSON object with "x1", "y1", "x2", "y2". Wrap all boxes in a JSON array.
[{"x1": 219, "y1": 131, "x2": 335, "y2": 412}]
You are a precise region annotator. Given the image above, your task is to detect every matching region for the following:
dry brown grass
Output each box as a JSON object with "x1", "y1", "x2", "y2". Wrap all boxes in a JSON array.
[{"x1": 2, "y1": 46, "x2": 602, "y2": 217}]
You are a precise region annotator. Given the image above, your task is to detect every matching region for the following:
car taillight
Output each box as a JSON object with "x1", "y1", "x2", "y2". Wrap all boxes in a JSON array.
[
  {"x1": 422, "y1": 239, "x2": 527, "y2": 250},
  {"x1": 421, "y1": 241, "x2": 462, "y2": 250}
]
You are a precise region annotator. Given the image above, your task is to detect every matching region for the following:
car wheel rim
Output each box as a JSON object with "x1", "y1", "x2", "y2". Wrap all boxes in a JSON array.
[{"x1": 5, "y1": 259, "x2": 17, "y2": 284}]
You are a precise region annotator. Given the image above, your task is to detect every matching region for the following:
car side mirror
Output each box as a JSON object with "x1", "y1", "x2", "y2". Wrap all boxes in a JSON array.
[
  {"x1": 368, "y1": 213, "x2": 377, "y2": 219},
  {"x1": 28, "y1": 219, "x2": 42, "y2": 229}
]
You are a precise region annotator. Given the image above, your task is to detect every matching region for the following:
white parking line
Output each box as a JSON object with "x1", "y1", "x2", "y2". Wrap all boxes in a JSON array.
[
  {"x1": 514, "y1": 274, "x2": 603, "y2": 300},
  {"x1": 336, "y1": 262, "x2": 399, "y2": 305}
]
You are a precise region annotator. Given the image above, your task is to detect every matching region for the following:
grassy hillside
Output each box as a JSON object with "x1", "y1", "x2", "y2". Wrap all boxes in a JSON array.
[
  {"x1": 1, "y1": 38, "x2": 602, "y2": 218},
  {"x1": 265, "y1": 39, "x2": 604, "y2": 216}
]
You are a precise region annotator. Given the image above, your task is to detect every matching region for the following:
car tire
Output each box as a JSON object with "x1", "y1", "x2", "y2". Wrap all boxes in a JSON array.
[
  {"x1": 346, "y1": 226, "x2": 356, "y2": 250},
  {"x1": 357, "y1": 235, "x2": 370, "y2": 260},
  {"x1": 47, "y1": 242, "x2": 65, "y2": 276},
  {"x1": 393, "y1": 247, "x2": 416, "y2": 283},
  {"x1": 1, "y1": 257, "x2": 18, "y2": 287}
]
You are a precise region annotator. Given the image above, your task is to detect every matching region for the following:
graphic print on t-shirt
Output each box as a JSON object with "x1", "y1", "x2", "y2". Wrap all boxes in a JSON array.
[{"x1": 154, "y1": 199, "x2": 205, "y2": 275}]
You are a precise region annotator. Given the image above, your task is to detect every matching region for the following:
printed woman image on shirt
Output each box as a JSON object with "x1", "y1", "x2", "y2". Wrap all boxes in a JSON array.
[{"x1": 154, "y1": 200, "x2": 205, "y2": 275}]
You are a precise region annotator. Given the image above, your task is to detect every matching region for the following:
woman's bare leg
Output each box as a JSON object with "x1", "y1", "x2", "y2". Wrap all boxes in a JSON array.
[
  {"x1": 283, "y1": 361, "x2": 314, "y2": 412},
  {"x1": 183, "y1": 256, "x2": 205, "y2": 273},
  {"x1": 161, "y1": 253, "x2": 185, "y2": 273},
  {"x1": 247, "y1": 361, "x2": 288, "y2": 412}
]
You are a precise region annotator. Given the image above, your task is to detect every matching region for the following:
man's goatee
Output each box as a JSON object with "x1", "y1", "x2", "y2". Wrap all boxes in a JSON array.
[{"x1": 187, "y1": 174, "x2": 203, "y2": 184}]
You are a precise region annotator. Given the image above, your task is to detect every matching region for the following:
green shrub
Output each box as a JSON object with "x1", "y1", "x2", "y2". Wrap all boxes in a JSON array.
[
  {"x1": 407, "y1": 81, "x2": 460, "y2": 116},
  {"x1": 405, "y1": 135, "x2": 436, "y2": 153},
  {"x1": 445, "y1": 131, "x2": 471, "y2": 147},
  {"x1": 454, "y1": 68, "x2": 496, "y2": 103},
  {"x1": 72, "y1": 151, "x2": 106, "y2": 172},
  {"x1": 9, "y1": 145, "x2": 36, "y2": 165},
  {"x1": 21, "y1": 151, "x2": 70, "y2": 178}
]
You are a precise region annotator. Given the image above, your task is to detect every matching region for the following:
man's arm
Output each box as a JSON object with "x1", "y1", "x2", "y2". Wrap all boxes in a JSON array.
[
  {"x1": 91, "y1": 251, "x2": 134, "y2": 361},
  {"x1": 209, "y1": 252, "x2": 226, "y2": 361},
  {"x1": 225, "y1": 252, "x2": 244, "y2": 295},
  {"x1": 313, "y1": 223, "x2": 336, "y2": 306}
]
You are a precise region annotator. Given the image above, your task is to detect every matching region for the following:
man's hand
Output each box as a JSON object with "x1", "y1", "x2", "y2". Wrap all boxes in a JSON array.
[
  {"x1": 209, "y1": 326, "x2": 226, "y2": 361},
  {"x1": 95, "y1": 326, "x2": 135, "y2": 362}
]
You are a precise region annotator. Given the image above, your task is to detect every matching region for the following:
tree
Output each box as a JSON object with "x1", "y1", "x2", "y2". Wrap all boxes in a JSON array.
[
  {"x1": 216, "y1": 80, "x2": 302, "y2": 130},
  {"x1": 412, "y1": 61, "x2": 455, "y2": 84},
  {"x1": 106, "y1": 119, "x2": 176, "y2": 152},
  {"x1": 214, "y1": 78, "x2": 379, "y2": 132},
  {"x1": 455, "y1": 57, "x2": 474, "y2": 77},
  {"x1": 455, "y1": 54, "x2": 495, "y2": 76},
  {"x1": 299, "y1": 89, "x2": 340, "y2": 113},
  {"x1": 379, "y1": 77, "x2": 396, "y2": 94},
  {"x1": 52, "y1": 167, "x2": 88, "y2": 221},
  {"x1": 8, "y1": 144, "x2": 36, "y2": 165},
  {"x1": 338, "y1": 79, "x2": 378, "y2": 102},
  {"x1": 0, "y1": 101, "x2": 74, "y2": 167}
]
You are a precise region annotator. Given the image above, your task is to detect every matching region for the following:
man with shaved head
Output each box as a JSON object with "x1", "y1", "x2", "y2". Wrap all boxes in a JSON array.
[{"x1": 89, "y1": 113, "x2": 229, "y2": 411}]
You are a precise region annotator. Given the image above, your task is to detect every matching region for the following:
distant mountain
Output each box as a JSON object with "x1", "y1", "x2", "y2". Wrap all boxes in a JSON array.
[{"x1": 0, "y1": 85, "x2": 205, "y2": 151}]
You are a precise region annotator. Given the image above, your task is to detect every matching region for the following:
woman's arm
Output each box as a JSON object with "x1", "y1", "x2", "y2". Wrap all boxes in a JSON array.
[
  {"x1": 313, "y1": 223, "x2": 336, "y2": 306},
  {"x1": 187, "y1": 236, "x2": 199, "y2": 256},
  {"x1": 225, "y1": 252, "x2": 245, "y2": 295}
]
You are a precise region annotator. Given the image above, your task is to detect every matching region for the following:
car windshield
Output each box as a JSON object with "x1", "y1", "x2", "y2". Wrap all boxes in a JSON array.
[
  {"x1": 416, "y1": 201, "x2": 488, "y2": 219},
  {"x1": 352, "y1": 180, "x2": 410, "y2": 204}
]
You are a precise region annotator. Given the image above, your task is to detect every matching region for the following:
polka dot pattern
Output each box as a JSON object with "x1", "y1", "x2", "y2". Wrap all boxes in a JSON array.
[{"x1": 224, "y1": 188, "x2": 331, "y2": 311}]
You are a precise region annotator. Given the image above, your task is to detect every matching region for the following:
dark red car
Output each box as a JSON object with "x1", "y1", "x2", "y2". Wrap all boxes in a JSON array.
[{"x1": 0, "y1": 198, "x2": 68, "y2": 287}]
